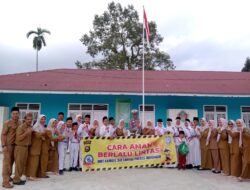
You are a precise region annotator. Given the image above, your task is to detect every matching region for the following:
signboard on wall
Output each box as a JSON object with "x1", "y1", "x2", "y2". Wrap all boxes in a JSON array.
[{"x1": 167, "y1": 109, "x2": 198, "y2": 122}]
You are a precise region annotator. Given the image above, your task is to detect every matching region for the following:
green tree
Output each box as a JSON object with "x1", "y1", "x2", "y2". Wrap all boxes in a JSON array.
[
  {"x1": 27, "y1": 27, "x2": 51, "y2": 72},
  {"x1": 77, "y1": 1, "x2": 174, "y2": 70},
  {"x1": 242, "y1": 57, "x2": 250, "y2": 72}
]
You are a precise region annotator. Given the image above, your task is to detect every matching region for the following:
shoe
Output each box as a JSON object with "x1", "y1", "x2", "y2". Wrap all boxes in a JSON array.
[
  {"x1": 79, "y1": 168, "x2": 82, "y2": 172},
  {"x1": 13, "y1": 181, "x2": 25, "y2": 185},
  {"x1": 212, "y1": 171, "x2": 221, "y2": 174},
  {"x1": 2, "y1": 183, "x2": 14, "y2": 188},
  {"x1": 68, "y1": 167, "x2": 72, "y2": 172},
  {"x1": 74, "y1": 167, "x2": 79, "y2": 171},
  {"x1": 59, "y1": 170, "x2": 64, "y2": 175},
  {"x1": 63, "y1": 168, "x2": 67, "y2": 171},
  {"x1": 186, "y1": 164, "x2": 193, "y2": 169}
]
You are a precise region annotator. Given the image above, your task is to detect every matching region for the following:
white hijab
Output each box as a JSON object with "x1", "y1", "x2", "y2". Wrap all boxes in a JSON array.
[
  {"x1": 200, "y1": 117, "x2": 208, "y2": 132},
  {"x1": 47, "y1": 118, "x2": 57, "y2": 136},
  {"x1": 228, "y1": 120, "x2": 236, "y2": 144},
  {"x1": 236, "y1": 119, "x2": 246, "y2": 148},
  {"x1": 145, "y1": 120, "x2": 154, "y2": 129},
  {"x1": 217, "y1": 118, "x2": 228, "y2": 142},
  {"x1": 118, "y1": 119, "x2": 129, "y2": 136},
  {"x1": 33, "y1": 114, "x2": 46, "y2": 133},
  {"x1": 74, "y1": 114, "x2": 82, "y2": 125}
]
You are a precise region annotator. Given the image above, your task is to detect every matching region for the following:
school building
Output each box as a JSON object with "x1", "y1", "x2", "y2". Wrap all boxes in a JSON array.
[{"x1": 0, "y1": 69, "x2": 250, "y2": 128}]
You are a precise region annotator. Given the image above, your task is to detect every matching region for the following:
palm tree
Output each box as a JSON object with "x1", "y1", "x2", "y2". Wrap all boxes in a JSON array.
[{"x1": 26, "y1": 27, "x2": 51, "y2": 72}]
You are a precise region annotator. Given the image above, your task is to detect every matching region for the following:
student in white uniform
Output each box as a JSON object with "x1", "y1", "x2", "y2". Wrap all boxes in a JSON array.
[
  {"x1": 155, "y1": 119, "x2": 166, "y2": 135},
  {"x1": 183, "y1": 119, "x2": 192, "y2": 168},
  {"x1": 173, "y1": 117, "x2": 182, "y2": 165},
  {"x1": 58, "y1": 117, "x2": 72, "y2": 175},
  {"x1": 165, "y1": 118, "x2": 174, "y2": 134},
  {"x1": 192, "y1": 117, "x2": 201, "y2": 169},
  {"x1": 99, "y1": 116, "x2": 111, "y2": 137},
  {"x1": 74, "y1": 114, "x2": 82, "y2": 126},
  {"x1": 77, "y1": 115, "x2": 91, "y2": 171},
  {"x1": 108, "y1": 117, "x2": 117, "y2": 138},
  {"x1": 69, "y1": 122, "x2": 80, "y2": 171}
]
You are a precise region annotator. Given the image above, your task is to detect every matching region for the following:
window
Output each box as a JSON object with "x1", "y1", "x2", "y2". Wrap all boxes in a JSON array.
[
  {"x1": 241, "y1": 106, "x2": 250, "y2": 129},
  {"x1": 68, "y1": 104, "x2": 108, "y2": 125},
  {"x1": 139, "y1": 104, "x2": 155, "y2": 127},
  {"x1": 16, "y1": 103, "x2": 41, "y2": 122},
  {"x1": 204, "y1": 105, "x2": 227, "y2": 126}
]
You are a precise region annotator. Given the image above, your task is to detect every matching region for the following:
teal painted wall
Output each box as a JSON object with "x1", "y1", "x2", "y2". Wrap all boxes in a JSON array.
[{"x1": 0, "y1": 93, "x2": 250, "y2": 124}]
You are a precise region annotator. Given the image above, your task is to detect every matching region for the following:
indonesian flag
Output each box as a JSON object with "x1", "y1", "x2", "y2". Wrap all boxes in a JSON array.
[{"x1": 143, "y1": 8, "x2": 150, "y2": 47}]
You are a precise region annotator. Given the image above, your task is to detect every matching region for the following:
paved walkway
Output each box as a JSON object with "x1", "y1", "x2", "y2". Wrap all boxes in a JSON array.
[{"x1": 0, "y1": 154, "x2": 249, "y2": 190}]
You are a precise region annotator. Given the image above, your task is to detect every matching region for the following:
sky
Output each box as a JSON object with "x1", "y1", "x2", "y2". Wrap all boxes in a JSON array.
[{"x1": 0, "y1": 0, "x2": 250, "y2": 75}]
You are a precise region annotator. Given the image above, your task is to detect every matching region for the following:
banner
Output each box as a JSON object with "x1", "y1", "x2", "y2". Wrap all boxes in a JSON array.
[{"x1": 81, "y1": 134, "x2": 177, "y2": 172}]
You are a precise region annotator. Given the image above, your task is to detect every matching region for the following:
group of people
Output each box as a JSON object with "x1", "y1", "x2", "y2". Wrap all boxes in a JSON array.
[{"x1": 1, "y1": 107, "x2": 250, "y2": 188}]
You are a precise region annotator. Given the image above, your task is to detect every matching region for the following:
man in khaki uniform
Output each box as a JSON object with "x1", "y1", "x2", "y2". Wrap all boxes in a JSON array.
[
  {"x1": 1, "y1": 107, "x2": 21, "y2": 188},
  {"x1": 13, "y1": 113, "x2": 33, "y2": 185}
]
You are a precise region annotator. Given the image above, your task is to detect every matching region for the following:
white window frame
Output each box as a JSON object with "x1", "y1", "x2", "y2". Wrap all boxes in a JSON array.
[
  {"x1": 15, "y1": 102, "x2": 41, "y2": 122},
  {"x1": 241, "y1": 106, "x2": 250, "y2": 129},
  {"x1": 138, "y1": 104, "x2": 155, "y2": 127},
  {"x1": 203, "y1": 105, "x2": 227, "y2": 126},
  {"x1": 67, "y1": 103, "x2": 109, "y2": 124}
]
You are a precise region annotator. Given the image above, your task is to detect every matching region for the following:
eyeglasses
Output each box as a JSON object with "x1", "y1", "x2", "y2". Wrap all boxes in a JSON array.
[{"x1": 228, "y1": 123, "x2": 233, "y2": 125}]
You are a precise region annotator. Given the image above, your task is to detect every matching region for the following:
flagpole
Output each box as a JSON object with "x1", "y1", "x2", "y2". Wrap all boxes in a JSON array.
[{"x1": 142, "y1": 6, "x2": 145, "y2": 129}]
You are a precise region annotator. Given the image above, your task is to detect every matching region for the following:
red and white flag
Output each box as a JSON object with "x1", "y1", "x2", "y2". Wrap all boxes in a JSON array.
[{"x1": 143, "y1": 8, "x2": 150, "y2": 47}]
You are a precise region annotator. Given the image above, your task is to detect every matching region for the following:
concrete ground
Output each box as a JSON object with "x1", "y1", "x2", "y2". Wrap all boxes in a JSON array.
[{"x1": 0, "y1": 153, "x2": 249, "y2": 190}]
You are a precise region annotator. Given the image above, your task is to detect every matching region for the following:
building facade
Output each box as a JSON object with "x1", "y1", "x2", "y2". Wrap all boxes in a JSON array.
[{"x1": 0, "y1": 69, "x2": 250, "y2": 128}]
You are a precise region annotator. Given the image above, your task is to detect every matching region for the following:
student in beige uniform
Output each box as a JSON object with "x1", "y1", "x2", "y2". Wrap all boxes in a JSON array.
[
  {"x1": 237, "y1": 119, "x2": 250, "y2": 181},
  {"x1": 228, "y1": 120, "x2": 242, "y2": 178},
  {"x1": 142, "y1": 120, "x2": 155, "y2": 135},
  {"x1": 47, "y1": 119, "x2": 61, "y2": 175},
  {"x1": 13, "y1": 113, "x2": 33, "y2": 185},
  {"x1": 198, "y1": 118, "x2": 212, "y2": 170},
  {"x1": 206, "y1": 120, "x2": 221, "y2": 174},
  {"x1": 37, "y1": 115, "x2": 51, "y2": 178},
  {"x1": 115, "y1": 119, "x2": 130, "y2": 137},
  {"x1": 1, "y1": 107, "x2": 21, "y2": 188},
  {"x1": 227, "y1": 120, "x2": 235, "y2": 176},
  {"x1": 26, "y1": 115, "x2": 46, "y2": 181},
  {"x1": 217, "y1": 118, "x2": 230, "y2": 176}
]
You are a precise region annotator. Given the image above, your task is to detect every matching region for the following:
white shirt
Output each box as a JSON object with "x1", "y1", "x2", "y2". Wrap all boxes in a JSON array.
[
  {"x1": 166, "y1": 125, "x2": 174, "y2": 133},
  {"x1": 155, "y1": 126, "x2": 166, "y2": 135},
  {"x1": 108, "y1": 124, "x2": 117, "y2": 137},
  {"x1": 99, "y1": 125, "x2": 111, "y2": 137},
  {"x1": 77, "y1": 123, "x2": 90, "y2": 138}
]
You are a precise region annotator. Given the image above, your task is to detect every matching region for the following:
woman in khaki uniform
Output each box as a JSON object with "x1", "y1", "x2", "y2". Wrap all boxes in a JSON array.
[
  {"x1": 37, "y1": 119, "x2": 51, "y2": 178},
  {"x1": 198, "y1": 118, "x2": 212, "y2": 170},
  {"x1": 142, "y1": 120, "x2": 155, "y2": 135},
  {"x1": 26, "y1": 115, "x2": 46, "y2": 181},
  {"x1": 115, "y1": 119, "x2": 129, "y2": 137},
  {"x1": 47, "y1": 119, "x2": 62, "y2": 175},
  {"x1": 237, "y1": 119, "x2": 250, "y2": 181},
  {"x1": 206, "y1": 120, "x2": 221, "y2": 173},
  {"x1": 217, "y1": 118, "x2": 230, "y2": 176},
  {"x1": 228, "y1": 120, "x2": 242, "y2": 178}
]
